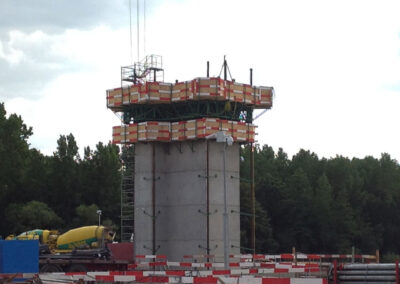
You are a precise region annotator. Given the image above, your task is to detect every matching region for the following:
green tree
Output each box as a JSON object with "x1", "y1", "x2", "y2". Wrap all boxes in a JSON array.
[
  {"x1": 6, "y1": 201, "x2": 63, "y2": 234},
  {"x1": 72, "y1": 204, "x2": 100, "y2": 227},
  {"x1": 48, "y1": 134, "x2": 82, "y2": 227},
  {"x1": 80, "y1": 142, "x2": 121, "y2": 226},
  {"x1": 0, "y1": 103, "x2": 33, "y2": 236}
]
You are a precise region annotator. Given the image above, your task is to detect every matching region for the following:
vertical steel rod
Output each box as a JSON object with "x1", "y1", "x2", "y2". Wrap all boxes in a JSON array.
[
  {"x1": 152, "y1": 142, "x2": 156, "y2": 255},
  {"x1": 206, "y1": 141, "x2": 210, "y2": 257},
  {"x1": 249, "y1": 68, "x2": 255, "y2": 254},
  {"x1": 207, "y1": 61, "x2": 210, "y2": 78},
  {"x1": 224, "y1": 57, "x2": 227, "y2": 81},
  {"x1": 223, "y1": 142, "x2": 229, "y2": 269},
  {"x1": 136, "y1": 0, "x2": 139, "y2": 62}
]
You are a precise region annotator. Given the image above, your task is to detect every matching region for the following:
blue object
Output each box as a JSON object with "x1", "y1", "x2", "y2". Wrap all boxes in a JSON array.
[{"x1": 0, "y1": 240, "x2": 39, "y2": 273}]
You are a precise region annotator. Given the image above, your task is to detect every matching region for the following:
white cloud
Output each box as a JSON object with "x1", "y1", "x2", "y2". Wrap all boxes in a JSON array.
[
  {"x1": 4, "y1": 26, "x2": 129, "y2": 154},
  {"x1": 0, "y1": 33, "x2": 25, "y2": 65},
  {"x1": 2, "y1": 0, "x2": 400, "y2": 160}
]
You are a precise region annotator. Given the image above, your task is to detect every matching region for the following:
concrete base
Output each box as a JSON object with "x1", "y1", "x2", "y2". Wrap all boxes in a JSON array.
[{"x1": 134, "y1": 140, "x2": 240, "y2": 260}]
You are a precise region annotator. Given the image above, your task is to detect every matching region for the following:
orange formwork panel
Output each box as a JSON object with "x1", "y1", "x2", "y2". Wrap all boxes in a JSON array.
[
  {"x1": 107, "y1": 79, "x2": 273, "y2": 108},
  {"x1": 138, "y1": 121, "x2": 171, "y2": 142},
  {"x1": 106, "y1": 87, "x2": 123, "y2": 108},
  {"x1": 254, "y1": 86, "x2": 273, "y2": 108},
  {"x1": 172, "y1": 81, "x2": 194, "y2": 102},
  {"x1": 112, "y1": 124, "x2": 138, "y2": 144},
  {"x1": 113, "y1": 119, "x2": 257, "y2": 144},
  {"x1": 192, "y1": 78, "x2": 226, "y2": 101},
  {"x1": 244, "y1": 85, "x2": 256, "y2": 104},
  {"x1": 227, "y1": 81, "x2": 245, "y2": 103},
  {"x1": 171, "y1": 121, "x2": 186, "y2": 141},
  {"x1": 140, "y1": 82, "x2": 172, "y2": 103},
  {"x1": 124, "y1": 85, "x2": 141, "y2": 104}
]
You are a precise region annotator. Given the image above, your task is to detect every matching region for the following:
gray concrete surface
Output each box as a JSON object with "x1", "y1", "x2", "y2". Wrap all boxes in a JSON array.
[{"x1": 134, "y1": 140, "x2": 240, "y2": 260}]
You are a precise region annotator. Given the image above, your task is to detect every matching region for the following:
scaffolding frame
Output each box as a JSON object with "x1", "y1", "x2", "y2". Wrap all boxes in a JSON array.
[
  {"x1": 121, "y1": 101, "x2": 254, "y2": 124},
  {"x1": 121, "y1": 54, "x2": 164, "y2": 86},
  {"x1": 120, "y1": 145, "x2": 135, "y2": 242}
]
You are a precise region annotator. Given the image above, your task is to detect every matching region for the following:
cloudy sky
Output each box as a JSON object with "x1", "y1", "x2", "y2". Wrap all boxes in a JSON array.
[{"x1": 1, "y1": 0, "x2": 399, "y2": 160}]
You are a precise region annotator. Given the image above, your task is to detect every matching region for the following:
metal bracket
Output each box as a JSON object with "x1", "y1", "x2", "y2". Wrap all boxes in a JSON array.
[
  {"x1": 142, "y1": 209, "x2": 161, "y2": 220},
  {"x1": 231, "y1": 176, "x2": 252, "y2": 183},
  {"x1": 163, "y1": 143, "x2": 170, "y2": 155},
  {"x1": 198, "y1": 209, "x2": 218, "y2": 216},
  {"x1": 186, "y1": 140, "x2": 195, "y2": 152},
  {"x1": 198, "y1": 174, "x2": 217, "y2": 179},
  {"x1": 143, "y1": 245, "x2": 161, "y2": 252},
  {"x1": 198, "y1": 244, "x2": 218, "y2": 251},
  {"x1": 231, "y1": 244, "x2": 254, "y2": 253},
  {"x1": 231, "y1": 209, "x2": 256, "y2": 217},
  {"x1": 174, "y1": 142, "x2": 183, "y2": 154},
  {"x1": 143, "y1": 176, "x2": 161, "y2": 181}
]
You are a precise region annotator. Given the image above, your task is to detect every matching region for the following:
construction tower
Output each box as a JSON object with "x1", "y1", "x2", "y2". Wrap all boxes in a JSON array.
[{"x1": 106, "y1": 55, "x2": 273, "y2": 260}]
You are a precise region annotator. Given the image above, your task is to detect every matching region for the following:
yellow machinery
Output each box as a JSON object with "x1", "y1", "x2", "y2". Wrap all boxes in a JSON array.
[
  {"x1": 56, "y1": 226, "x2": 115, "y2": 252},
  {"x1": 6, "y1": 226, "x2": 115, "y2": 253}
]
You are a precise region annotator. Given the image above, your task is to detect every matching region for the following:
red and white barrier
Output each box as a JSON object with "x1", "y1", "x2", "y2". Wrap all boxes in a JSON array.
[
  {"x1": 39, "y1": 272, "x2": 327, "y2": 284},
  {"x1": 128, "y1": 262, "x2": 320, "y2": 273}
]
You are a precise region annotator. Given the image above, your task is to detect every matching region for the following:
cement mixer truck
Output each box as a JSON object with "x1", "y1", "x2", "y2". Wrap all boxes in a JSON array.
[{"x1": 7, "y1": 226, "x2": 132, "y2": 272}]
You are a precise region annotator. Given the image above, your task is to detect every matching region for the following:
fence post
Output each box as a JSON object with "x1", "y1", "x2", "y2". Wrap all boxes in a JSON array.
[
  {"x1": 376, "y1": 249, "x2": 380, "y2": 263},
  {"x1": 333, "y1": 260, "x2": 338, "y2": 284},
  {"x1": 292, "y1": 247, "x2": 297, "y2": 265}
]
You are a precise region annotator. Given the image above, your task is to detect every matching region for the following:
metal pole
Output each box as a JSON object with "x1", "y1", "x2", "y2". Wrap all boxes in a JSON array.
[
  {"x1": 206, "y1": 141, "x2": 210, "y2": 257},
  {"x1": 224, "y1": 57, "x2": 227, "y2": 81},
  {"x1": 152, "y1": 142, "x2": 156, "y2": 255},
  {"x1": 250, "y1": 144, "x2": 255, "y2": 254},
  {"x1": 136, "y1": 0, "x2": 139, "y2": 62},
  {"x1": 223, "y1": 142, "x2": 229, "y2": 269},
  {"x1": 207, "y1": 61, "x2": 210, "y2": 78},
  {"x1": 97, "y1": 210, "x2": 102, "y2": 226}
]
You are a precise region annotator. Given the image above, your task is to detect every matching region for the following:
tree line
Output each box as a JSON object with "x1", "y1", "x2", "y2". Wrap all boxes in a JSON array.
[
  {"x1": 0, "y1": 103, "x2": 121, "y2": 237},
  {"x1": 1, "y1": 103, "x2": 400, "y2": 260},
  {"x1": 240, "y1": 145, "x2": 400, "y2": 260}
]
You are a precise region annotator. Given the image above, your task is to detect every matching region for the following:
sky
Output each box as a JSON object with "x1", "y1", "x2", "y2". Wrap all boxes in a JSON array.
[{"x1": 1, "y1": 0, "x2": 399, "y2": 161}]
